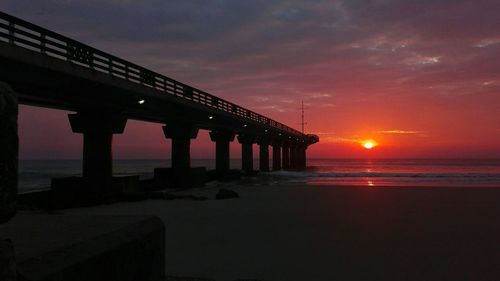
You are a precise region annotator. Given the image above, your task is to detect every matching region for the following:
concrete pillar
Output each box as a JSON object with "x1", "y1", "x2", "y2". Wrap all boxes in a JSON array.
[
  {"x1": 289, "y1": 144, "x2": 297, "y2": 170},
  {"x1": 291, "y1": 143, "x2": 304, "y2": 170},
  {"x1": 0, "y1": 82, "x2": 17, "y2": 224},
  {"x1": 296, "y1": 145, "x2": 302, "y2": 169},
  {"x1": 297, "y1": 144, "x2": 307, "y2": 170},
  {"x1": 237, "y1": 134, "x2": 255, "y2": 174},
  {"x1": 258, "y1": 138, "x2": 270, "y2": 172},
  {"x1": 282, "y1": 142, "x2": 290, "y2": 170},
  {"x1": 159, "y1": 122, "x2": 204, "y2": 188},
  {"x1": 68, "y1": 112, "x2": 127, "y2": 183},
  {"x1": 302, "y1": 145, "x2": 308, "y2": 169},
  {"x1": 209, "y1": 130, "x2": 235, "y2": 174},
  {"x1": 162, "y1": 122, "x2": 199, "y2": 171},
  {"x1": 272, "y1": 142, "x2": 282, "y2": 171}
]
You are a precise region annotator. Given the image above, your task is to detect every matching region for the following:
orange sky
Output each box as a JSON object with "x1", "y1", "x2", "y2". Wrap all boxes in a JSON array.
[
  {"x1": 6, "y1": 0, "x2": 500, "y2": 159},
  {"x1": 18, "y1": 103, "x2": 500, "y2": 159}
]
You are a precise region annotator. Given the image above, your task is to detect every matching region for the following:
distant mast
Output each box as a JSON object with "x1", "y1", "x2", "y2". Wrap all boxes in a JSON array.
[{"x1": 300, "y1": 100, "x2": 307, "y2": 134}]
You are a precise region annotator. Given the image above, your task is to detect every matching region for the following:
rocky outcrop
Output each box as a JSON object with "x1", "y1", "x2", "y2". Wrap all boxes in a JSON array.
[{"x1": 0, "y1": 82, "x2": 18, "y2": 224}]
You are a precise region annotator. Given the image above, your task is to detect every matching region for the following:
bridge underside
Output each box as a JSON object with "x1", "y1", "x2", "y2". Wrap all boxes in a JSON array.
[
  {"x1": 1, "y1": 44, "x2": 314, "y2": 189},
  {"x1": 0, "y1": 10, "x2": 318, "y2": 209},
  {"x1": 0, "y1": 43, "x2": 247, "y2": 132}
]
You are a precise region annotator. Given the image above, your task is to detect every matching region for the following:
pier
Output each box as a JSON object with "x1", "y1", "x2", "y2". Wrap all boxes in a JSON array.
[
  {"x1": 0, "y1": 11, "x2": 319, "y2": 280},
  {"x1": 0, "y1": 11, "x2": 318, "y2": 192}
]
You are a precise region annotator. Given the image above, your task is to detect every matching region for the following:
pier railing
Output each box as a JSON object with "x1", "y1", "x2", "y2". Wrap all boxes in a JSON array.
[{"x1": 0, "y1": 11, "x2": 304, "y2": 136}]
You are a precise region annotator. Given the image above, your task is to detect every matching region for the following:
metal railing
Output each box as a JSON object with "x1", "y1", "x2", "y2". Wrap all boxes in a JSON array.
[{"x1": 0, "y1": 11, "x2": 304, "y2": 137}]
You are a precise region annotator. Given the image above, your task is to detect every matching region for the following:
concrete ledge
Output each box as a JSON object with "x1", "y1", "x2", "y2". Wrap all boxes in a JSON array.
[
  {"x1": 0, "y1": 214, "x2": 165, "y2": 281},
  {"x1": 205, "y1": 169, "x2": 242, "y2": 182},
  {"x1": 48, "y1": 176, "x2": 140, "y2": 209},
  {"x1": 154, "y1": 167, "x2": 206, "y2": 188}
]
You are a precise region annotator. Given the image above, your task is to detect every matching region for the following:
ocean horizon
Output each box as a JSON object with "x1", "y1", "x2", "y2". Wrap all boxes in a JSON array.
[{"x1": 19, "y1": 158, "x2": 500, "y2": 193}]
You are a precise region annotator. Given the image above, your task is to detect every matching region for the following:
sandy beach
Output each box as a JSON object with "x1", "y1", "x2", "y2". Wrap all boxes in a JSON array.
[{"x1": 57, "y1": 181, "x2": 500, "y2": 281}]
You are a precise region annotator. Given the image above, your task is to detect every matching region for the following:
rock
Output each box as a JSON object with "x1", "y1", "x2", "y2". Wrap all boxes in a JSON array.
[
  {"x1": 158, "y1": 193, "x2": 208, "y2": 201},
  {"x1": 215, "y1": 189, "x2": 239, "y2": 200},
  {"x1": 165, "y1": 277, "x2": 215, "y2": 281},
  {"x1": 0, "y1": 239, "x2": 16, "y2": 281},
  {"x1": 0, "y1": 82, "x2": 18, "y2": 224}
]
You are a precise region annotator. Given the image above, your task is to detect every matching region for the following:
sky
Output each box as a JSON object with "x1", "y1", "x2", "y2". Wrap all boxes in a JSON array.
[{"x1": 2, "y1": 0, "x2": 500, "y2": 159}]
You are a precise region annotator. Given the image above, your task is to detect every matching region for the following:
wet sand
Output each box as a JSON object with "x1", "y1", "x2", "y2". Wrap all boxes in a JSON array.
[{"x1": 67, "y1": 183, "x2": 500, "y2": 281}]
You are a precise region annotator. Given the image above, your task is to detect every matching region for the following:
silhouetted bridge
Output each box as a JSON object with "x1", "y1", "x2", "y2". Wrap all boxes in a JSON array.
[{"x1": 0, "y1": 11, "x2": 318, "y2": 190}]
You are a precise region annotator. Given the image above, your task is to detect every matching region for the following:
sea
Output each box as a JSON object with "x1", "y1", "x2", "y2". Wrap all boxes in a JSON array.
[{"x1": 18, "y1": 158, "x2": 500, "y2": 193}]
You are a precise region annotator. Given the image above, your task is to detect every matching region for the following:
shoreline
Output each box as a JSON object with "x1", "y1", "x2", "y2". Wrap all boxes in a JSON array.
[
  {"x1": 18, "y1": 158, "x2": 500, "y2": 194},
  {"x1": 17, "y1": 181, "x2": 500, "y2": 195}
]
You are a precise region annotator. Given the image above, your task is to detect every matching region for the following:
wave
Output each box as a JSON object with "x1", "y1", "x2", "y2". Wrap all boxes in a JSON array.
[{"x1": 270, "y1": 170, "x2": 500, "y2": 179}]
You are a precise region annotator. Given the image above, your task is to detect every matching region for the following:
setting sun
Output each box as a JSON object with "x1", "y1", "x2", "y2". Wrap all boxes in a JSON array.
[{"x1": 361, "y1": 140, "x2": 378, "y2": 150}]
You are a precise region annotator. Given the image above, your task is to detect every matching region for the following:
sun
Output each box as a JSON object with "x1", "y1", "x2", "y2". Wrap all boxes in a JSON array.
[
  {"x1": 361, "y1": 140, "x2": 378, "y2": 150},
  {"x1": 363, "y1": 142, "x2": 374, "y2": 149}
]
